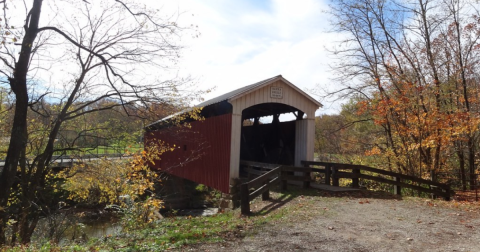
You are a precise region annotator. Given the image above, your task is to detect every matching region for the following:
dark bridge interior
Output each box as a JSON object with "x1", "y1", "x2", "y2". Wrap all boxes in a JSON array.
[{"x1": 240, "y1": 103, "x2": 304, "y2": 169}]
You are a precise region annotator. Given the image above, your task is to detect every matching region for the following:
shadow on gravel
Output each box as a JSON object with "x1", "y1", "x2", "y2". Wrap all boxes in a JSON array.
[
  {"x1": 316, "y1": 189, "x2": 403, "y2": 200},
  {"x1": 278, "y1": 184, "x2": 402, "y2": 200},
  {"x1": 248, "y1": 186, "x2": 402, "y2": 216},
  {"x1": 250, "y1": 193, "x2": 296, "y2": 216}
]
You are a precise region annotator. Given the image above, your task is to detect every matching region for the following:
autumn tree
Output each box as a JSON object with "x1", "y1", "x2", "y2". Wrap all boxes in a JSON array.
[
  {"x1": 315, "y1": 97, "x2": 378, "y2": 164},
  {"x1": 327, "y1": 0, "x2": 480, "y2": 187},
  {"x1": 0, "y1": 0, "x2": 203, "y2": 244}
]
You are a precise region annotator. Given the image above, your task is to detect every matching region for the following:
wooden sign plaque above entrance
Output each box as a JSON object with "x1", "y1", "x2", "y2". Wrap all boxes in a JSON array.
[{"x1": 270, "y1": 86, "x2": 283, "y2": 99}]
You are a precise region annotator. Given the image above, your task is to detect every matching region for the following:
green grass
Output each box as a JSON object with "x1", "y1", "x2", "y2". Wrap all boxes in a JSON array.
[{"x1": 2, "y1": 189, "x2": 306, "y2": 252}]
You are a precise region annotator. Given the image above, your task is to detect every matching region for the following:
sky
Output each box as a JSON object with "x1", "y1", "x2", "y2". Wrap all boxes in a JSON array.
[
  {"x1": 154, "y1": 0, "x2": 342, "y2": 115},
  {"x1": 3, "y1": 0, "x2": 343, "y2": 116}
]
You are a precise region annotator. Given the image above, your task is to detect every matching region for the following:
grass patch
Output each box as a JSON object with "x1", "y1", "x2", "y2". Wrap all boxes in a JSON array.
[
  {"x1": 1, "y1": 187, "x2": 361, "y2": 251},
  {"x1": 2, "y1": 199, "x2": 294, "y2": 251},
  {"x1": 84, "y1": 210, "x2": 281, "y2": 251}
]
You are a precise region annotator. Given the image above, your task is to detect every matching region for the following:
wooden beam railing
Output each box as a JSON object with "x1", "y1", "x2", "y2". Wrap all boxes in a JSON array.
[
  {"x1": 281, "y1": 166, "x2": 312, "y2": 190},
  {"x1": 241, "y1": 165, "x2": 282, "y2": 215},
  {"x1": 240, "y1": 161, "x2": 311, "y2": 215},
  {"x1": 302, "y1": 161, "x2": 451, "y2": 201},
  {"x1": 240, "y1": 160, "x2": 452, "y2": 216}
]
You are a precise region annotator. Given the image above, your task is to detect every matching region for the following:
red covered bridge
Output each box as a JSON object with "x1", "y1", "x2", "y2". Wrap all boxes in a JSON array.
[{"x1": 145, "y1": 75, "x2": 322, "y2": 193}]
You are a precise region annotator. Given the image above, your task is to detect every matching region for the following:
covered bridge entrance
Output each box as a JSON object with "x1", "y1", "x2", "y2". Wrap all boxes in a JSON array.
[{"x1": 145, "y1": 75, "x2": 322, "y2": 193}]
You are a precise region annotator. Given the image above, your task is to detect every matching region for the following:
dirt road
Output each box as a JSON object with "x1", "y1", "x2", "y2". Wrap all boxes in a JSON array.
[{"x1": 186, "y1": 190, "x2": 480, "y2": 252}]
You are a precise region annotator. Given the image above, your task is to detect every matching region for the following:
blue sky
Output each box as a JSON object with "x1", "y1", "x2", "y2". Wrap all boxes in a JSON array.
[
  {"x1": 26, "y1": 0, "x2": 344, "y2": 114},
  {"x1": 147, "y1": 0, "x2": 342, "y2": 114},
  {"x1": 3, "y1": 0, "x2": 343, "y2": 115}
]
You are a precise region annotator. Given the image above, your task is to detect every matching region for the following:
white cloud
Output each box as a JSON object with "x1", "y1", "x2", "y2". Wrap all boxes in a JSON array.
[{"x1": 150, "y1": 0, "x2": 343, "y2": 115}]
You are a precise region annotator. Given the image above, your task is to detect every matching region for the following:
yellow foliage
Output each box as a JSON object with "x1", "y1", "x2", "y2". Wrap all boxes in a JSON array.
[
  {"x1": 365, "y1": 146, "x2": 381, "y2": 156},
  {"x1": 58, "y1": 142, "x2": 168, "y2": 221}
]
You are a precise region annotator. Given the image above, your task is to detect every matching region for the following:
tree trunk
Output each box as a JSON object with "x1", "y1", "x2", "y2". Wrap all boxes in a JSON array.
[
  {"x1": 0, "y1": 0, "x2": 44, "y2": 245},
  {"x1": 468, "y1": 138, "x2": 476, "y2": 190},
  {"x1": 456, "y1": 147, "x2": 467, "y2": 191}
]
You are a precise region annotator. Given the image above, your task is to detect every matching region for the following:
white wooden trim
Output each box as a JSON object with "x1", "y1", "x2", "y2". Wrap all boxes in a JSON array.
[
  {"x1": 229, "y1": 113, "x2": 242, "y2": 179},
  {"x1": 228, "y1": 79, "x2": 319, "y2": 179},
  {"x1": 229, "y1": 80, "x2": 319, "y2": 118},
  {"x1": 228, "y1": 76, "x2": 322, "y2": 108}
]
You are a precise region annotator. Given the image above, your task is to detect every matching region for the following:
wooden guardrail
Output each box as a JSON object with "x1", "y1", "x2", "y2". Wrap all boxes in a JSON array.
[
  {"x1": 240, "y1": 166, "x2": 281, "y2": 215},
  {"x1": 240, "y1": 161, "x2": 311, "y2": 215},
  {"x1": 302, "y1": 161, "x2": 452, "y2": 201},
  {"x1": 240, "y1": 160, "x2": 452, "y2": 215}
]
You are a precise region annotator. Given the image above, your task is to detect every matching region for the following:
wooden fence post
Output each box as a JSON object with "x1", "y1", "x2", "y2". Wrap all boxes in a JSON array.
[
  {"x1": 262, "y1": 188, "x2": 270, "y2": 200},
  {"x1": 303, "y1": 169, "x2": 311, "y2": 189},
  {"x1": 240, "y1": 183, "x2": 250, "y2": 215},
  {"x1": 430, "y1": 170, "x2": 440, "y2": 200},
  {"x1": 332, "y1": 166, "x2": 339, "y2": 187},
  {"x1": 262, "y1": 181, "x2": 270, "y2": 200},
  {"x1": 393, "y1": 176, "x2": 401, "y2": 196},
  {"x1": 444, "y1": 186, "x2": 451, "y2": 201},
  {"x1": 303, "y1": 163, "x2": 310, "y2": 188},
  {"x1": 281, "y1": 177, "x2": 288, "y2": 191},
  {"x1": 325, "y1": 165, "x2": 331, "y2": 185},
  {"x1": 281, "y1": 167, "x2": 288, "y2": 191},
  {"x1": 352, "y1": 168, "x2": 360, "y2": 188},
  {"x1": 430, "y1": 185, "x2": 438, "y2": 200}
]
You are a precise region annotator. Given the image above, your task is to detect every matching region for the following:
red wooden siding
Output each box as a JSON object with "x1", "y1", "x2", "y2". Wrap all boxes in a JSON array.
[{"x1": 145, "y1": 114, "x2": 232, "y2": 193}]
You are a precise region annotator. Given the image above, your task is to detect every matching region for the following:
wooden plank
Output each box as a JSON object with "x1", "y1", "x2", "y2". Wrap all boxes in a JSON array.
[
  {"x1": 310, "y1": 168, "x2": 326, "y2": 173},
  {"x1": 301, "y1": 161, "x2": 334, "y2": 166},
  {"x1": 358, "y1": 165, "x2": 448, "y2": 188},
  {"x1": 359, "y1": 174, "x2": 448, "y2": 198},
  {"x1": 302, "y1": 160, "x2": 451, "y2": 199},
  {"x1": 248, "y1": 167, "x2": 281, "y2": 189},
  {"x1": 333, "y1": 164, "x2": 359, "y2": 170},
  {"x1": 244, "y1": 167, "x2": 267, "y2": 176},
  {"x1": 281, "y1": 174, "x2": 311, "y2": 181},
  {"x1": 240, "y1": 160, "x2": 280, "y2": 170},
  {"x1": 249, "y1": 177, "x2": 280, "y2": 200},
  {"x1": 336, "y1": 172, "x2": 360, "y2": 179},
  {"x1": 241, "y1": 183, "x2": 250, "y2": 215},
  {"x1": 282, "y1": 166, "x2": 312, "y2": 173},
  {"x1": 302, "y1": 161, "x2": 449, "y2": 190}
]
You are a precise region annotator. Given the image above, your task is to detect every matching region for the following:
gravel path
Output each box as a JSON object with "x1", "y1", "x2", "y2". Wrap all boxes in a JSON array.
[{"x1": 185, "y1": 190, "x2": 480, "y2": 252}]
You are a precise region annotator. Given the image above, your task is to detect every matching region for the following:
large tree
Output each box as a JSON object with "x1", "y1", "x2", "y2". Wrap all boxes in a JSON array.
[
  {"x1": 327, "y1": 0, "x2": 480, "y2": 187},
  {"x1": 0, "y1": 0, "x2": 201, "y2": 244}
]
